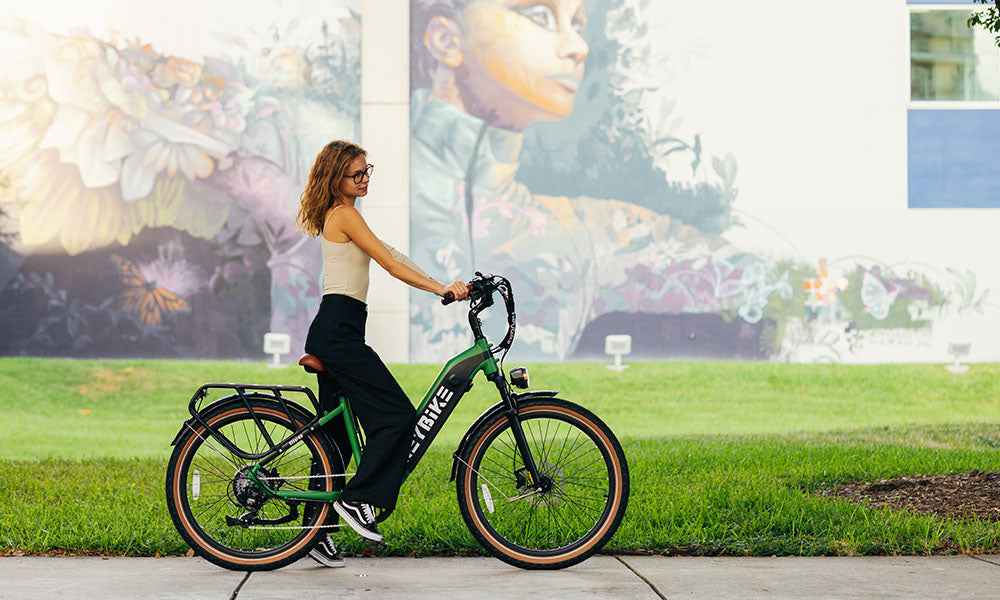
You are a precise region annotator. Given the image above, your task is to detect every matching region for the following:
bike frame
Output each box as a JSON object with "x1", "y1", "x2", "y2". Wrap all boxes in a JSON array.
[
  {"x1": 177, "y1": 276, "x2": 548, "y2": 509},
  {"x1": 181, "y1": 336, "x2": 544, "y2": 506},
  {"x1": 253, "y1": 336, "x2": 499, "y2": 503}
]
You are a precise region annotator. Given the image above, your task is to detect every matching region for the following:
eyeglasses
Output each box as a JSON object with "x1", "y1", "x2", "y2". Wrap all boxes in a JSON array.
[{"x1": 347, "y1": 164, "x2": 374, "y2": 184}]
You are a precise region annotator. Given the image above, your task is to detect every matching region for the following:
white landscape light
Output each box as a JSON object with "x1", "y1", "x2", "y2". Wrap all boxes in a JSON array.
[
  {"x1": 263, "y1": 332, "x2": 292, "y2": 368},
  {"x1": 945, "y1": 341, "x2": 971, "y2": 374},
  {"x1": 605, "y1": 334, "x2": 632, "y2": 372}
]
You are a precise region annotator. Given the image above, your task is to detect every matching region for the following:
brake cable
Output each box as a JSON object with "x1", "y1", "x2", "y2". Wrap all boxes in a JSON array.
[{"x1": 497, "y1": 282, "x2": 516, "y2": 373}]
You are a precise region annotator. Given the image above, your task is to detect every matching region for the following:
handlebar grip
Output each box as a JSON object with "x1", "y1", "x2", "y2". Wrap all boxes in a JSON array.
[{"x1": 441, "y1": 291, "x2": 455, "y2": 305}]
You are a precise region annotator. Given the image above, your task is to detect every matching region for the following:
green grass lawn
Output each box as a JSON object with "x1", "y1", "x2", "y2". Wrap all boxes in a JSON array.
[
  {"x1": 2, "y1": 358, "x2": 998, "y2": 459},
  {"x1": 1, "y1": 358, "x2": 999, "y2": 557}
]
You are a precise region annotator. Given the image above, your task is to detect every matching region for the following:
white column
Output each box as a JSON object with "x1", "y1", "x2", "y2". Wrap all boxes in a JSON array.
[{"x1": 360, "y1": 0, "x2": 411, "y2": 362}]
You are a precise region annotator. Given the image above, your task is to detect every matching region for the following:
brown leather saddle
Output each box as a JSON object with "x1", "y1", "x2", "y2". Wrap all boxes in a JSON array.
[{"x1": 297, "y1": 353, "x2": 325, "y2": 373}]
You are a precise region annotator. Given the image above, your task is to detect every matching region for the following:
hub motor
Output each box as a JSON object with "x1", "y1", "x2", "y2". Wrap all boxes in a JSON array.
[{"x1": 521, "y1": 461, "x2": 564, "y2": 507}]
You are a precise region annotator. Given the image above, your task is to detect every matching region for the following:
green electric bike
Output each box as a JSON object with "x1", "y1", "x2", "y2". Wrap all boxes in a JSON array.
[{"x1": 165, "y1": 273, "x2": 629, "y2": 571}]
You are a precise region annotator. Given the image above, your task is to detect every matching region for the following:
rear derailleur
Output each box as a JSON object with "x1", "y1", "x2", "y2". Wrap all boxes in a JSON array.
[{"x1": 226, "y1": 465, "x2": 300, "y2": 528}]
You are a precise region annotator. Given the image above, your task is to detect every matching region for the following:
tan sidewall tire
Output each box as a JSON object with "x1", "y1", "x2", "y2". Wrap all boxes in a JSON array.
[
  {"x1": 166, "y1": 403, "x2": 337, "y2": 571},
  {"x1": 457, "y1": 400, "x2": 629, "y2": 569}
]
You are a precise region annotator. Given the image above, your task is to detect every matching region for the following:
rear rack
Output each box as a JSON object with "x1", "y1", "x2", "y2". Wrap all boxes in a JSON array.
[
  {"x1": 188, "y1": 382, "x2": 320, "y2": 419},
  {"x1": 178, "y1": 382, "x2": 323, "y2": 462}
]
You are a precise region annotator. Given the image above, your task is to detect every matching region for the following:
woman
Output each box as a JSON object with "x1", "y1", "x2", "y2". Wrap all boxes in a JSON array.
[
  {"x1": 408, "y1": 0, "x2": 790, "y2": 362},
  {"x1": 296, "y1": 140, "x2": 468, "y2": 567}
]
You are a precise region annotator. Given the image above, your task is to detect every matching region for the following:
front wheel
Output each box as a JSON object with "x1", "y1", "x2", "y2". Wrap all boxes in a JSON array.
[{"x1": 456, "y1": 399, "x2": 629, "y2": 569}]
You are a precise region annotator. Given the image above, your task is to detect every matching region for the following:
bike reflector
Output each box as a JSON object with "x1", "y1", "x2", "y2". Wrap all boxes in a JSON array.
[{"x1": 482, "y1": 484, "x2": 495, "y2": 513}]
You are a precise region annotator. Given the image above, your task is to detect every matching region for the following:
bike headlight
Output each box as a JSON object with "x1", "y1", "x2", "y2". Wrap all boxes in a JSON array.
[{"x1": 509, "y1": 367, "x2": 529, "y2": 389}]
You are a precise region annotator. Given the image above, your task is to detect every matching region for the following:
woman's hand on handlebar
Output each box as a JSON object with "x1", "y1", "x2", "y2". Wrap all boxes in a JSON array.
[{"x1": 441, "y1": 280, "x2": 470, "y2": 304}]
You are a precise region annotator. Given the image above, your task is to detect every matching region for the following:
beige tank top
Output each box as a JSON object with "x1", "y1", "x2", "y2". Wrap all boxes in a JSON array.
[{"x1": 321, "y1": 208, "x2": 430, "y2": 303}]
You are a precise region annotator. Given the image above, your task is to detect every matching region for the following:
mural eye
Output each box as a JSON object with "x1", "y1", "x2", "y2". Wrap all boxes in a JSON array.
[
  {"x1": 571, "y1": 9, "x2": 586, "y2": 33},
  {"x1": 516, "y1": 5, "x2": 557, "y2": 31}
]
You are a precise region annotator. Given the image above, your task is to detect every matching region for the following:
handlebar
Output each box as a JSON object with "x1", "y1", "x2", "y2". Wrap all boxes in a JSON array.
[{"x1": 439, "y1": 272, "x2": 517, "y2": 356}]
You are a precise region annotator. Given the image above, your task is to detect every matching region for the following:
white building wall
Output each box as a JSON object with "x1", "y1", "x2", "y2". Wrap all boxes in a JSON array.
[
  {"x1": 362, "y1": 0, "x2": 1000, "y2": 363},
  {"x1": 661, "y1": 0, "x2": 1000, "y2": 361}
]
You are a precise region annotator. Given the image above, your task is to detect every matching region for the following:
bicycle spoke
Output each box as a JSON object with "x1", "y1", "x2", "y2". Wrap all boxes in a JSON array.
[
  {"x1": 188, "y1": 460, "x2": 233, "y2": 484},
  {"x1": 481, "y1": 449, "x2": 518, "y2": 474},
  {"x1": 191, "y1": 494, "x2": 233, "y2": 518}
]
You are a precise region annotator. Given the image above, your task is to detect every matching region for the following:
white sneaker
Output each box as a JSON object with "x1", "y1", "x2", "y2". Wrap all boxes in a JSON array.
[
  {"x1": 308, "y1": 535, "x2": 345, "y2": 568},
  {"x1": 334, "y1": 500, "x2": 383, "y2": 542}
]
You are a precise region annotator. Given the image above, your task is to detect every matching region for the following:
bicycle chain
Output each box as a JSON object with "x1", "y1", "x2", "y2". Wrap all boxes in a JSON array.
[{"x1": 256, "y1": 473, "x2": 355, "y2": 481}]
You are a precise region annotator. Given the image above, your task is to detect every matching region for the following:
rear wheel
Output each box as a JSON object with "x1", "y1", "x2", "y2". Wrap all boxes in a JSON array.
[
  {"x1": 456, "y1": 399, "x2": 629, "y2": 569},
  {"x1": 165, "y1": 397, "x2": 343, "y2": 571}
]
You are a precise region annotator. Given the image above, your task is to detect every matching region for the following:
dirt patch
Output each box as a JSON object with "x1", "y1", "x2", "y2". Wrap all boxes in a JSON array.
[
  {"x1": 822, "y1": 470, "x2": 1000, "y2": 521},
  {"x1": 78, "y1": 366, "x2": 153, "y2": 395}
]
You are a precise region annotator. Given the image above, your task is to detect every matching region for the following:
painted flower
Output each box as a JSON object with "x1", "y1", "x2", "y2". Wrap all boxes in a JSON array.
[
  {"x1": 119, "y1": 120, "x2": 231, "y2": 200},
  {"x1": 154, "y1": 58, "x2": 202, "y2": 88},
  {"x1": 198, "y1": 74, "x2": 225, "y2": 104},
  {"x1": 113, "y1": 52, "x2": 154, "y2": 105},
  {"x1": 139, "y1": 241, "x2": 203, "y2": 299},
  {"x1": 472, "y1": 192, "x2": 548, "y2": 239},
  {"x1": 262, "y1": 47, "x2": 308, "y2": 89}
]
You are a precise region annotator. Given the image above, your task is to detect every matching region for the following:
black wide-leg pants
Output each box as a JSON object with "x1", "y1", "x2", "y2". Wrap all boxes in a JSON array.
[{"x1": 304, "y1": 294, "x2": 415, "y2": 511}]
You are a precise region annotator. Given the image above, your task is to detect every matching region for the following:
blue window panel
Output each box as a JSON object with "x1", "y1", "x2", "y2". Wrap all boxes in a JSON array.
[{"x1": 908, "y1": 109, "x2": 1000, "y2": 208}]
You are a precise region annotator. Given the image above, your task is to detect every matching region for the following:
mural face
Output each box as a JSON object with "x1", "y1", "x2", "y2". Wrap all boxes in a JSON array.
[
  {"x1": 0, "y1": 2, "x2": 360, "y2": 357},
  {"x1": 408, "y1": 0, "x2": 994, "y2": 363},
  {"x1": 456, "y1": 0, "x2": 588, "y2": 125}
]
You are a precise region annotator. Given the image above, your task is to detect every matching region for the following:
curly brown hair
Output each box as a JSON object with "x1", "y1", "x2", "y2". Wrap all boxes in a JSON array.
[{"x1": 297, "y1": 140, "x2": 367, "y2": 237}]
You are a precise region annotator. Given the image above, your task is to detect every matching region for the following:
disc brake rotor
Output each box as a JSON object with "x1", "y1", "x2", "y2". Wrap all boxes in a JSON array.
[{"x1": 528, "y1": 461, "x2": 565, "y2": 507}]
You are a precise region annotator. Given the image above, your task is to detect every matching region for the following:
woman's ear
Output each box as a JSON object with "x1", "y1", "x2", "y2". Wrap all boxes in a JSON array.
[{"x1": 424, "y1": 16, "x2": 463, "y2": 68}]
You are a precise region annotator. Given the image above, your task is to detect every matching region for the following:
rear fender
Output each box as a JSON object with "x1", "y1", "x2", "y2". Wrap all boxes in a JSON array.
[
  {"x1": 449, "y1": 390, "x2": 558, "y2": 481},
  {"x1": 170, "y1": 419, "x2": 196, "y2": 446}
]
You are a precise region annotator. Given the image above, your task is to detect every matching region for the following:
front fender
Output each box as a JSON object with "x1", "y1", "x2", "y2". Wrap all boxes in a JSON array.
[{"x1": 449, "y1": 390, "x2": 558, "y2": 481}]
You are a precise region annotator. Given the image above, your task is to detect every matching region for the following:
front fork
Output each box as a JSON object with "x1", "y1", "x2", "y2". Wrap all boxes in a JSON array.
[{"x1": 487, "y1": 373, "x2": 548, "y2": 493}]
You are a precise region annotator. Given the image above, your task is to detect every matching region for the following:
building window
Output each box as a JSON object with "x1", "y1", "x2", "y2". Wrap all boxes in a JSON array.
[
  {"x1": 907, "y1": 3, "x2": 1000, "y2": 208},
  {"x1": 911, "y1": 9, "x2": 999, "y2": 101}
]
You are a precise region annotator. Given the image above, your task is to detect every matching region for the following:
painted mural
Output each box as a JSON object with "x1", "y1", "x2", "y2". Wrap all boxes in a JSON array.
[
  {"x1": 408, "y1": 0, "x2": 993, "y2": 362},
  {"x1": 0, "y1": 3, "x2": 360, "y2": 357}
]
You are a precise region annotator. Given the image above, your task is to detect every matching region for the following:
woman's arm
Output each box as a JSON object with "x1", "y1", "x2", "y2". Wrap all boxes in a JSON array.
[
  {"x1": 333, "y1": 206, "x2": 468, "y2": 299},
  {"x1": 382, "y1": 241, "x2": 432, "y2": 279}
]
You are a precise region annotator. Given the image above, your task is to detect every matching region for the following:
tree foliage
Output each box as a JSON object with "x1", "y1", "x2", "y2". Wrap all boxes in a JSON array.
[{"x1": 967, "y1": 0, "x2": 1000, "y2": 46}]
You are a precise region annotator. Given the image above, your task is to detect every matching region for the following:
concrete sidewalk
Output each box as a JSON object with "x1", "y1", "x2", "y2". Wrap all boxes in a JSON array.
[{"x1": 1, "y1": 555, "x2": 999, "y2": 599}]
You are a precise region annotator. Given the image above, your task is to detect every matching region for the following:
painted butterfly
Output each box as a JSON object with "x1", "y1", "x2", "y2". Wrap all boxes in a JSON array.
[
  {"x1": 111, "y1": 255, "x2": 189, "y2": 326},
  {"x1": 861, "y1": 270, "x2": 898, "y2": 321}
]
